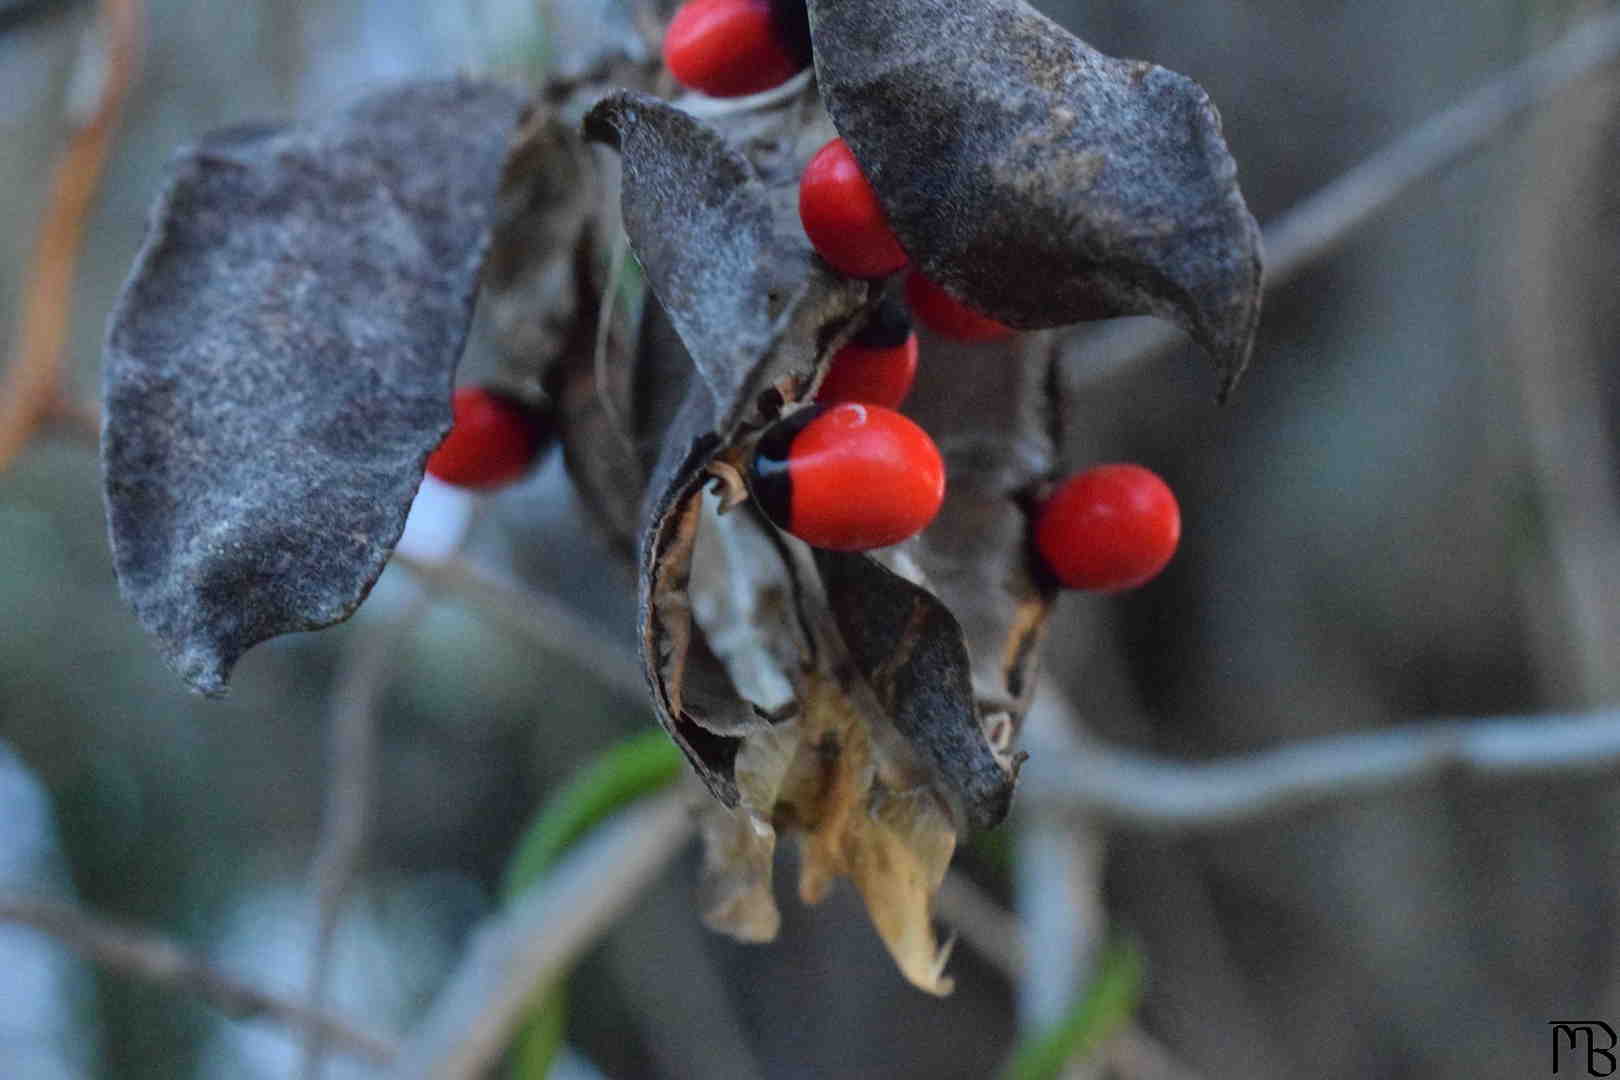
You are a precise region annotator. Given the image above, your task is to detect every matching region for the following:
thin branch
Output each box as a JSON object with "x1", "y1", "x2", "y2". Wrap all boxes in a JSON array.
[
  {"x1": 1020, "y1": 708, "x2": 1620, "y2": 830},
  {"x1": 934, "y1": 878, "x2": 1207, "y2": 1080},
  {"x1": 1105, "y1": 1026, "x2": 1209, "y2": 1080},
  {"x1": 0, "y1": 895, "x2": 398, "y2": 1064},
  {"x1": 390, "y1": 788, "x2": 693, "y2": 1080},
  {"x1": 42, "y1": 395, "x2": 102, "y2": 447},
  {"x1": 388, "y1": 549, "x2": 646, "y2": 701},
  {"x1": 1068, "y1": 6, "x2": 1620, "y2": 382},
  {"x1": 1016, "y1": 693, "x2": 1108, "y2": 1077},
  {"x1": 934, "y1": 870, "x2": 1025, "y2": 980},
  {"x1": 0, "y1": 0, "x2": 140, "y2": 474},
  {"x1": 299, "y1": 592, "x2": 432, "y2": 1080}
]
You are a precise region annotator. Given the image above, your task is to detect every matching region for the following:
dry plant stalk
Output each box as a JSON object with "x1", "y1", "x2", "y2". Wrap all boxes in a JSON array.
[{"x1": 0, "y1": 0, "x2": 140, "y2": 473}]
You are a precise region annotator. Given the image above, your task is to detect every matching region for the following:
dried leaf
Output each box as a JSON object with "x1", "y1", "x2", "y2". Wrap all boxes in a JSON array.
[
  {"x1": 786, "y1": 674, "x2": 957, "y2": 995},
  {"x1": 808, "y1": 0, "x2": 1264, "y2": 390},
  {"x1": 482, "y1": 100, "x2": 594, "y2": 384},
  {"x1": 582, "y1": 91, "x2": 872, "y2": 803},
  {"x1": 584, "y1": 91, "x2": 866, "y2": 426},
  {"x1": 103, "y1": 79, "x2": 528, "y2": 693},
  {"x1": 847, "y1": 787, "x2": 958, "y2": 996},
  {"x1": 697, "y1": 802, "x2": 782, "y2": 944},
  {"x1": 698, "y1": 720, "x2": 800, "y2": 943},
  {"x1": 815, "y1": 550, "x2": 1016, "y2": 831}
]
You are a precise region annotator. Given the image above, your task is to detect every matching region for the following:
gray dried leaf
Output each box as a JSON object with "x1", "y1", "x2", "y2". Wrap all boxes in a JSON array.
[
  {"x1": 584, "y1": 91, "x2": 866, "y2": 426},
  {"x1": 808, "y1": 0, "x2": 1264, "y2": 391},
  {"x1": 814, "y1": 549, "x2": 1016, "y2": 831},
  {"x1": 102, "y1": 79, "x2": 528, "y2": 694},
  {"x1": 582, "y1": 91, "x2": 872, "y2": 803},
  {"x1": 482, "y1": 100, "x2": 594, "y2": 384},
  {"x1": 904, "y1": 329, "x2": 1059, "y2": 726}
]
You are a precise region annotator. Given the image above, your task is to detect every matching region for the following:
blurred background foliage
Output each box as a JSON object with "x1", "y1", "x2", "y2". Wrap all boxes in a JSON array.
[{"x1": 2, "y1": 0, "x2": 1619, "y2": 1077}]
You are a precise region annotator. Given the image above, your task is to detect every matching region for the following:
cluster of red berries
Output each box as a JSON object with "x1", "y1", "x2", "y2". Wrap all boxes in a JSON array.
[{"x1": 658, "y1": 0, "x2": 1181, "y2": 589}]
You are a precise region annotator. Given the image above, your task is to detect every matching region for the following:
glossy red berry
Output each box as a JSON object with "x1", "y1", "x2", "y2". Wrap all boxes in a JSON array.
[
  {"x1": 663, "y1": 0, "x2": 811, "y2": 98},
  {"x1": 1033, "y1": 464, "x2": 1181, "y2": 591},
  {"x1": 904, "y1": 271, "x2": 1014, "y2": 342},
  {"x1": 816, "y1": 294, "x2": 918, "y2": 409},
  {"x1": 749, "y1": 403, "x2": 945, "y2": 551},
  {"x1": 425, "y1": 386, "x2": 550, "y2": 491},
  {"x1": 799, "y1": 138, "x2": 909, "y2": 279}
]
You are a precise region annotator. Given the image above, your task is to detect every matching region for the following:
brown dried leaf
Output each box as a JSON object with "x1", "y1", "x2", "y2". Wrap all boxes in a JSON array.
[
  {"x1": 786, "y1": 674, "x2": 957, "y2": 995},
  {"x1": 698, "y1": 720, "x2": 800, "y2": 943},
  {"x1": 809, "y1": 0, "x2": 1264, "y2": 391},
  {"x1": 482, "y1": 100, "x2": 594, "y2": 385}
]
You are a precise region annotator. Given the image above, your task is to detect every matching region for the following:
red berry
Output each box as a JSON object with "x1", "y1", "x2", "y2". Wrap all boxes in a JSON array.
[
  {"x1": 816, "y1": 294, "x2": 918, "y2": 408},
  {"x1": 904, "y1": 271, "x2": 1014, "y2": 342},
  {"x1": 799, "y1": 138, "x2": 909, "y2": 279},
  {"x1": 425, "y1": 386, "x2": 550, "y2": 491},
  {"x1": 749, "y1": 403, "x2": 945, "y2": 551},
  {"x1": 663, "y1": 0, "x2": 810, "y2": 98},
  {"x1": 1033, "y1": 464, "x2": 1180, "y2": 591}
]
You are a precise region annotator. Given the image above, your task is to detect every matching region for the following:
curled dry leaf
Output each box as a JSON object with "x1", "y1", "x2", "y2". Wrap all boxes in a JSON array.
[
  {"x1": 482, "y1": 100, "x2": 595, "y2": 388},
  {"x1": 814, "y1": 549, "x2": 1017, "y2": 832},
  {"x1": 808, "y1": 0, "x2": 1264, "y2": 392},
  {"x1": 102, "y1": 79, "x2": 528, "y2": 694},
  {"x1": 582, "y1": 90, "x2": 872, "y2": 801},
  {"x1": 783, "y1": 674, "x2": 958, "y2": 996}
]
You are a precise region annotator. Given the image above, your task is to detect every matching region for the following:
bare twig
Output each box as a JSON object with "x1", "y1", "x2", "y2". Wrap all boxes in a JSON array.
[
  {"x1": 1105, "y1": 1026, "x2": 1209, "y2": 1080},
  {"x1": 1016, "y1": 693, "x2": 1108, "y2": 1062},
  {"x1": 935, "y1": 876, "x2": 1208, "y2": 1080},
  {"x1": 299, "y1": 592, "x2": 432, "y2": 1080},
  {"x1": 1021, "y1": 708, "x2": 1620, "y2": 830},
  {"x1": 42, "y1": 395, "x2": 102, "y2": 447},
  {"x1": 1068, "y1": 7, "x2": 1620, "y2": 383},
  {"x1": 390, "y1": 788, "x2": 694, "y2": 1080},
  {"x1": 0, "y1": 0, "x2": 140, "y2": 474},
  {"x1": 1502, "y1": 25, "x2": 1620, "y2": 705},
  {"x1": 934, "y1": 870, "x2": 1025, "y2": 980},
  {"x1": 388, "y1": 549, "x2": 646, "y2": 700},
  {"x1": 0, "y1": 895, "x2": 398, "y2": 1064},
  {"x1": 400, "y1": 546, "x2": 1620, "y2": 832}
]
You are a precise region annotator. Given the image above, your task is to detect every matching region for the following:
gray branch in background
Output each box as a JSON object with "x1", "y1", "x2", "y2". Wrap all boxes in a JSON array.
[
  {"x1": 402, "y1": 541, "x2": 1620, "y2": 831},
  {"x1": 1068, "y1": 6, "x2": 1620, "y2": 383},
  {"x1": 300, "y1": 589, "x2": 430, "y2": 1080},
  {"x1": 1015, "y1": 693, "x2": 1108, "y2": 1040},
  {"x1": 389, "y1": 788, "x2": 694, "y2": 1080},
  {"x1": 0, "y1": 895, "x2": 399, "y2": 1064},
  {"x1": 1020, "y1": 708, "x2": 1620, "y2": 830},
  {"x1": 390, "y1": 550, "x2": 647, "y2": 701}
]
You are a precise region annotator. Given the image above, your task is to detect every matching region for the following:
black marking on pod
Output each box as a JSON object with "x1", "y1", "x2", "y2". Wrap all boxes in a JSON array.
[
  {"x1": 769, "y1": 0, "x2": 813, "y2": 69},
  {"x1": 849, "y1": 291, "x2": 913, "y2": 350},
  {"x1": 747, "y1": 404, "x2": 826, "y2": 535}
]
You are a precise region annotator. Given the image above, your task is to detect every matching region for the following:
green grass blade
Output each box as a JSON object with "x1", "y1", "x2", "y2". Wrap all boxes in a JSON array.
[
  {"x1": 503, "y1": 729, "x2": 683, "y2": 1079},
  {"x1": 999, "y1": 939, "x2": 1146, "y2": 1080}
]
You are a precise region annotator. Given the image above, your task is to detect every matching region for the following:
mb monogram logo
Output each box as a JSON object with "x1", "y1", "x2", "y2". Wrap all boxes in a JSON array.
[{"x1": 1552, "y1": 1021, "x2": 1618, "y2": 1075}]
